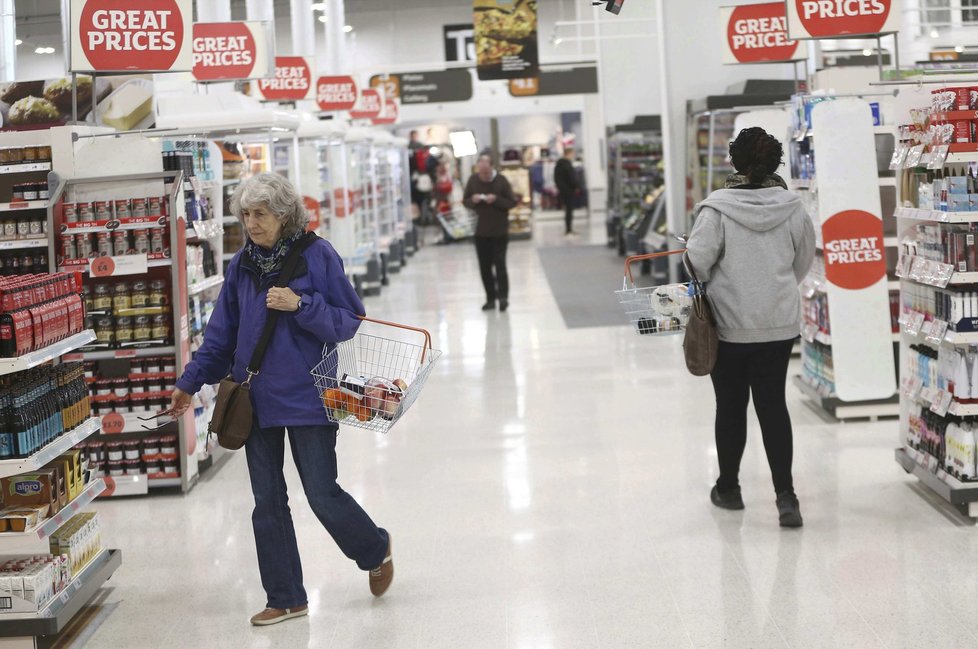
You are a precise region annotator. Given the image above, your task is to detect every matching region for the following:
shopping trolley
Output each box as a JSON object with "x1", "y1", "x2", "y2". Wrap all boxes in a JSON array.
[
  {"x1": 616, "y1": 249, "x2": 694, "y2": 336},
  {"x1": 311, "y1": 317, "x2": 441, "y2": 434}
]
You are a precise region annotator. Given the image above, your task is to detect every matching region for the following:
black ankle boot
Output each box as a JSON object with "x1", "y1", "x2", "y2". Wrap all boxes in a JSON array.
[
  {"x1": 481, "y1": 301, "x2": 496, "y2": 311},
  {"x1": 776, "y1": 491, "x2": 803, "y2": 528},
  {"x1": 710, "y1": 485, "x2": 745, "y2": 510}
]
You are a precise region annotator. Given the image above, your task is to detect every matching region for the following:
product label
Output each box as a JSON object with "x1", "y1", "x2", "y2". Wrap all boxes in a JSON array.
[
  {"x1": 72, "y1": 0, "x2": 193, "y2": 72},
  {"x1": 722, "y1": 3, "x2": 800, "y2": 64},
  {"x1": 316, "y1": 76, "x2": 358, "y2": 111},
  {"x1": 349, "y1": 89, "x2": 382, "y2": 120},
  {"x1": 821, "y1": 210, "x2": 887, "y2": 290},
  {"x1": 256, "y1": 56, "x2": 314, "y2": 101},
  {"x1": 192, "y1": 21, "x2": 262, "y2": 81},
  {"x1": 788, "y1": 0, "x2": 898, "y2": 38},
  {"x1": 13, "y1": 481, "x2": 42, "y2": 496}
]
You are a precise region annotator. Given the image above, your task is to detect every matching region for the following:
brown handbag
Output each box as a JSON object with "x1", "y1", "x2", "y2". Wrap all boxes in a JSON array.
[
  {"x1": 209, "y1": 233, "x2": 316, "y2": 450},
  {"x1": 682, "y1": 253, "x2": 719, "y2": 376}
]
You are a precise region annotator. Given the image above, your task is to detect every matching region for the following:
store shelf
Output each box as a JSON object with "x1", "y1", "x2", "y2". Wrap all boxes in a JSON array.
[
  {"x1": 1, "y1": 479, "x2": 106, "y2": 540},
  {"x1": 895, "y1": 447, "x2": 978, "y2": 510},
  {"x1": 943, "y1": 330, "x2": 978, "y2": 345},
  {"x1": 0, "y1": 330, "x2": 96, "y2": 376},
  {"x1": 187, "y1": 274, "x2": 224, "y2": 295},
  {"x1": 0, "y1": 548, "x2": 121, "y2": 637},
  {"x1": 0, "y1": 418, "x2": 100, "y2": 481},
  {"x1": 793, "y1": 375, "x2": 899, "y2": 420},
  {"x1": 77, "y1": 345, "x2": 176, "y2": 360},
  {"x1": 894, "y1": 207, "x2": 978, "y2": 224},
  {"x1": 147, "y1": 477, "x2": 182, "y2": 489},
  {"x1": 0, "y1": 238, "x2": 47, "y2": 250},
  {"x1": 0, "y1": 162, "x2": 51, "y2": 175},
  {"x1": 948, "y1": 401, "x2": 978, "y2": 417},
  {"x1": 62, "y1": 216, "x2": 166, "y2": 234},
  {"x1": 0, "y1": 200, "x2": 47, "y2": 212}
]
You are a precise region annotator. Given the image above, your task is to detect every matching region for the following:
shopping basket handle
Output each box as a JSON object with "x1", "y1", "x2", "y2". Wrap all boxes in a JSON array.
[
  {"x1": 358, "y1": 315, "x2": 434, "y2": 363},
  {"x1": 623, "y1": 249, "x2": 686, "y2": 285}
]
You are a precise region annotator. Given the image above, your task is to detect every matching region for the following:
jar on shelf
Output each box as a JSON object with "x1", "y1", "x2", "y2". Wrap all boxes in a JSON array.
[
  {"x1": 160, "y1": 435, "x2": 178, "y2": 456},
  {"x1": 161, "y1": 357, "x2": 176, "y2": 373},
  {"x1": 22, "y1": 146, "x2": 37, "y2": 162},
  {"x1": 93, "y1": 379, "x2": 112, "y2": 397},
  {"x1": 123, "y1": 440, "x2": 141, "y2": 460},
  {"x1": 77, "y1": 202, "x2": 94, "y2": 223},
  {"x1": 112, "y1": 282, "x2": 131, "y2": 311},
  {"x1": 10, "y1": 185, "x2": 24, "y2": 201},
  {"x1": 2, "y1": 217, "x2": 14, "y2": 241},
  {"x1": 144, "y1": 356, "x2": 163, "y2": 373},
  {"x1": 124, "y1": 459, "x2": 142, "y2": 476},
  {"x1": 132, "y1": 229, "x2": 149, "y2": 254},
  {"x1": 37, "y1": 181, "x2": 49, "y2": 201},
  {"x1": 114, "y1": 317, "x2": 133, "y2": 344},
  {"x1": 130, "y1": 280, "x2": 149, "y2": 307},
  {"x1": 131, "y1": 198, "x2": 147, "y2": 218},
  {"x1": 94, "y1": 316, "x2": 114, "y2": 345},
  {"x1": 112, "y1": 230, "x2": 129, "y2": 256},
  {"x1": 28, "y1": 214, "x2": 42, "y2": 237},
  {"x1": 108, "y1": 461, "x2": 125, "y2": 477},
  {"x1": 37, "y1": 145, "x2": 51, "y2": 162},
  {"x1": 106, "y1": 441, "x2": 124, "y2": 462},
  {"x1": 15, "y1": 217, "x2": 28, "y2": 239},
  {"x1": 144, "y1": 458, "x2": 160, "y2": 475},
  {"x1": 76, "y1": 233, "x2": 94, "y2": 259},
  {"x1": 63, "y1": 203, "x2": 78, "y2": 224},
  {"x1": 150, "y1": 229, "x2": 165, "y2": 254},
  {"x1": 81, "y1": 285, "x2": 94, "y2": 311},
  {"x1": 152, "y1": 315, "x2": 171, "y2": 342},
  {"x1": 133, "y1": 315, "x2": 152, "y2": 342},
  {"x1": 142, "y1": 437, "x2": 160, "y2": 457},
  {"x1": 93, "y1": 284, "x2": 113, "y2": 311},
  {"x1": 148, "y1": 280, "x2": 167, "y2": 306},
  {"x1": 112, "y1": 377, "x2": 129, "y2": 398},
  {"x1": 94, "y1": 201, "x2": 111, "y2": 221}
]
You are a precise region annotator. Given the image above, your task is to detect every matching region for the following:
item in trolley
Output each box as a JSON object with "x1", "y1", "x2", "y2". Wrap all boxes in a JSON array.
[{"x1": 323, "y1": 376, "x2": 408, "y2": 422}]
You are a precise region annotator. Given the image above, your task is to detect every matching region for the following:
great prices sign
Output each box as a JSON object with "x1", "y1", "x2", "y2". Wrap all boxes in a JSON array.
[
  {"x1": 349, "y1": 89, "x2": 382, "y2": 120},
  {"x1": 317, "y1": 76, "x2": 358, "y2": 111},
  {"x1": 720, "y1": 3, "x2": 801, "y2": 64},
  {"x1": 822, "y1": 211, "x2": 886, "y2": 290},
  {"x1": 192, "y1": 21, "x2": 274, "y2": 82},
  {"x1": 255, "y1": 56, "x2": 315, "y2": 101},
  {"x1": 786, "y1": 0, "x2": 899, "y2": 39},
  {"x1": 70, "y1": 0, "x2": 193, "y2": 72}
]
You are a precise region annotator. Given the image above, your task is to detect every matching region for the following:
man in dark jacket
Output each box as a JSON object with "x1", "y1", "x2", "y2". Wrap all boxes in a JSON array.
[
  {"x1": 463, "y1": 152, "x2": 517, "y2": 312},
  {"x1": 554, "y1": 148, "x2": 579, "y2": 236}
]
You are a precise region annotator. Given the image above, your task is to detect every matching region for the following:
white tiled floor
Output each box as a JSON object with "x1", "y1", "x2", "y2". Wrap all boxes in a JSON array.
[{"x1": 81, "y1": 216, "x2": 978, "y2": 649}]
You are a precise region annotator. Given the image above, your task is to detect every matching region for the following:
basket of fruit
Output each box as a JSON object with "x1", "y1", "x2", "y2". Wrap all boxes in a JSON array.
[
  {"x1": 312, "y1": 316, "x2": 441, "y2": 433},
  {"x1": 616, "y1": 249, "x2": 694, "y2": 336}
]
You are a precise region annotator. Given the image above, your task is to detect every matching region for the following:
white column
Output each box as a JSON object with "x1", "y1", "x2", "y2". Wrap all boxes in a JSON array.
[
  {"x1": 324, "y1": 0, "x2": 346, "y2": 75},
  {"x1": 290, "y1": 0, "x2": 315, "y2": 56},
  {"x1": 246, "y1": 0, "x2": 274, "y2": 22},
  {"x1": 197, "y1": 0, "x2": 232, "y2": 23},
  {"x1": 0, "y1": 0, "x2": 15, "y2": 82}
]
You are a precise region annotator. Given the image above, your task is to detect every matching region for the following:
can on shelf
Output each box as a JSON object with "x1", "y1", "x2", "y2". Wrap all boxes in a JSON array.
[
  {"x1": 147, "y1": 197, "x2": 162, "y2": 218},
  {"x1": 150, "y1": 229, "x2": 165, "y2": 254},
  {"x1": 114, "y1": 199, "x2": 131, "y2": 220},
  {"x1": 76, "y1": 233, "x2": 94, "y2": 258},
  {"x1": 112, "y1": 230, "x2": 129, "y2": 256},
  {"x1": 132, "y1": 229, "x2": 149, "y2": 254},
  {"x1": 96, "y1": 232, "x2": 112, "y2": 257},
  {"x1": 60, "y1": 235, "x2": 77, "y2": 261},
  {"x1": 131, "y1": 198, "x2": 147, "y2": 218},
  {"x1": 77, "y1": 202, "x2": 94, "y2": 222},
  {"x1": 63, "y1": 203, "x2": 78, "y2": 224},
  {"x1": 94, "y1": 200, "x2": 112, "y2": 221}
]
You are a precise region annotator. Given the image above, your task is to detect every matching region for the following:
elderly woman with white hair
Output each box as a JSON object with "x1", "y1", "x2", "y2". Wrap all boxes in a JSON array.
[{"x1": 168, "y1": 173, "x2": 393, "y2": 626}]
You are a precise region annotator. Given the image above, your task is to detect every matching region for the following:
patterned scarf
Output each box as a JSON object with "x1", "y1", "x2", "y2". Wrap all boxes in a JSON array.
[
  {"x1": 245, "y1": 230, "x2": 303, "y2": 280},
  {"x1": 724, "y1": 173, "x2": 788, "y2": 190}
]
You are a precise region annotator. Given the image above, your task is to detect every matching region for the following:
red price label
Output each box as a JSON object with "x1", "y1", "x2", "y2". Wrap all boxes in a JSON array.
[
  {"x1": 90, "y1": 256, "x2": 116, "y2": 277},
  {"x1": 257, "y1": 56, "x2": 313, "y2": 101},
  {"x1": 192, "y1": 22, "x2": 257, "y2": 81},
  {"x1": 101, "y1": 412, "x2": 126, "y2": 434},
  {"x1": 317, "y1": 76, "x2": 358, "y2": 111}
]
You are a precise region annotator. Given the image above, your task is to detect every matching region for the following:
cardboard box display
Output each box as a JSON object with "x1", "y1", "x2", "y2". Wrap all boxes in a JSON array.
[{"x1": 1, "y1": 469, "x2": 59, "y2": 514}]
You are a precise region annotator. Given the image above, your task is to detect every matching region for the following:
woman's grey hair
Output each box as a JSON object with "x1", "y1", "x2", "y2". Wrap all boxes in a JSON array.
[{"x1": 230, "y1": 173, "x2": 309, "y2": 238}]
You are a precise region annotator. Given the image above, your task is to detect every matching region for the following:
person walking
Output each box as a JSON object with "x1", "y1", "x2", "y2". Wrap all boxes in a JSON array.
[
  {"x1": 554, "y1": 148, "x2": 580, "y2": 237},
  {"x1": 464, "y1": 152, "x2": 518, "y2": 312},
  {"x1": 167, "y1": 173, "x2": 393, "y2": 626},
  {"x1": 685, "y1": 127, "x2": 815, "y2": 528}
]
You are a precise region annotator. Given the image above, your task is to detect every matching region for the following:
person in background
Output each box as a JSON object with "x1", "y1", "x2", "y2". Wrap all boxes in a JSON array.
[
  {"x1": 685, "y1": 127, "x2": 815, "y2": 529},
  {"x1": 554, "y1": 148, "x2": 580, "y2": 237},
  {"x1": 168, "y1": 174, "x2": 394, "y2": 627},
  {"x1": 463, "y1": 152, "x2": 518, "y2": 312},
  {"x1": 409, "y1": 130, "x2": 432, "y2": 222}
]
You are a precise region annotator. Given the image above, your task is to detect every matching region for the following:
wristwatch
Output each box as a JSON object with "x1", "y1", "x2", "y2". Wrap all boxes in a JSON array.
[{"x1": 297, "y1": 294, "x2": 311, "y2": 312}]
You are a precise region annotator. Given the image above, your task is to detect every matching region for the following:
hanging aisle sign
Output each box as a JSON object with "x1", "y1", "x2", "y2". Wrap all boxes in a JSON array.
[
  {"x1": 349, "y1": 89, "x2": 382, "y2": 120},
  {"x1": 474, "y1": 0, "x2": 539, "y2": 81},
  {"x1": 810, "y1": 98, "x2": 896, "y2": 401},
  {"x1": 317, "y1": 76, "x2": 358, "y2": 111},
  {"x1": 719, "y1": 3, "x2": 802, "y2": 64},
  {"x1": 786, "y1": 0, "x2": 900, "y2": 39},
  {"x1": 70, "y1": 0, "x2": 194, "y2": 72},
  {"x1": 255, "y1": 56, "x2": 315, "y2": 101},
  {"x1": 371, "y1": 99, "x2": 399, "y2": 125},
  {"x1": 191, "y1": 21, "x2": 274, "y2": 82}
]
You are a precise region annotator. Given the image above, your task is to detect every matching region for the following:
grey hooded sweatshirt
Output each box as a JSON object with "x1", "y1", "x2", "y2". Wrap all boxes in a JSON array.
[{"x1": 686, "y1": 187, "x2": 816, "y2": 344}]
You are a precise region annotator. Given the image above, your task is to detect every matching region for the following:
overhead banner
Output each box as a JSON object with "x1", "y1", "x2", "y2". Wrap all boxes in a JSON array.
[
  {"x1": 786, "y1": 0, "x2": 900, "y2": 39},
  {"x1": 0, "y1": 75, "x2": 154, "y2": 132},
  {"x1": 255, "y1": 56, "x2": 315, "y2": 102},
  {"x1": 810, "y1": 98, "x2": 895, "y2": 401},
  {"x1": 192, "y1": 21, "x2": 274, "y2": 82},
  {"x1": 719, "y1": 3, "x2": 802, "y2": 64},
  {"x1": 368, "y1": 70, "x2": 474, "y2": 104},
  {"x1": 508, "y1": 66, "x2": 598, "y2": 97},
  {"x1": 317, "y1": 76, "x2": 358, "y2": 111},
  {"x1": 349, "y1": 89, "x2": 382, "y2": 120},
  {"x1": 70, "y1": 0, "x2": 194, "y2": 72},
  {"x1": 474, "y1": 0, "x2": 539, "y2": 81},
  {"x1": 443, "y1": 24, "x2": 476, "y2": 62},
  {"x1": 371, "y1": 99, "x2": 400, "y2": 126}
]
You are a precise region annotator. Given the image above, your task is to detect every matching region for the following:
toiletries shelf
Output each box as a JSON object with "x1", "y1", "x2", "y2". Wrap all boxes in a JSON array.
[
  {"x1": 0, "y1": 331, "x2": 97, "y2": 377},
  {"x1": 896, "y1": 256, "x2": 978, "y2": 287},
  {"x1": 0, "y1": 418, "x2": 100, "y2": 481},
  {"x1": 895, "y1": 207, "x2": 978, "y2": 224},
  {"x1": 793, "y1": 375, "x2": 900, "y2": 420},
  {"x1": 895, "y1": 447, "x2": 978, "y2": 516}
]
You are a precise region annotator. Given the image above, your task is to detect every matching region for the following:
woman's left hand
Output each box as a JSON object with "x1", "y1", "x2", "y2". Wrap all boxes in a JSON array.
[{"x1": 267, "y1": 287, "x2": 301, "y2": 312}]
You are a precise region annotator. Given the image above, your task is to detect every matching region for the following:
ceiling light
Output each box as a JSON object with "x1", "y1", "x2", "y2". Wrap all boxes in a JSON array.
[
  {"x1": 34, "y1": 46, "x2": 54, "y2": 54},
  {"x1": 862, "y1": 48, "x2": 872, "y2": 56},
  {"x1": 318, "y1": 15, "x2": 327, "y2": 23},
  {"x1": 956, "y1": 45, "x2": 965, "y2": 53},
  {"x1": 343, "y1": 24, "x2": 353, "y2": 33},
  {"x1": 14, "y1": 39, "x2": 21, "y2": 46},
  {"x1": 310, "y1": 2, "x2": 326, "y2": 9},
  {"x1": 930, "y1": 28, "x2": 940, "y2": 38},
  {"x1": 554, "y1": 37, "x2": 563, "y2": 45}
]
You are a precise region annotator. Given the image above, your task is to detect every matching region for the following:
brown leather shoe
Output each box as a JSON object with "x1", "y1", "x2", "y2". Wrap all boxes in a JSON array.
[
  {"x1": 250, "y1": 605, "x2": 308, "y2": 626},
  {"x1": 369, "y1": 536, "x2": 393, "y2": 597}
]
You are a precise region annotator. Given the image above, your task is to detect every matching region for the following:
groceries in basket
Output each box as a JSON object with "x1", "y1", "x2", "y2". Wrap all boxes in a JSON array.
[
  {"x1": 633, "y1": 284, "x2": 692, "y2": 335},
  {"x1": 323, "y1": 374, "x2": 410, "y2": 422}
]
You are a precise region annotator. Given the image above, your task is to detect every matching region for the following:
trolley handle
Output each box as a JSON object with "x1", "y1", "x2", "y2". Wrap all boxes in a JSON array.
[{"x1": 623, "y1": 249, "x2": 686, "y2": 285}]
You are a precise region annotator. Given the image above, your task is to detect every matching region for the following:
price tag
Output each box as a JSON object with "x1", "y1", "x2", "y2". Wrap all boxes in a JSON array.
[
  {"x1": 928, "y1": 144, "x2": 950, "y2": 170},
  {"x1": 926, "y1": 453, "x2": 940, "y2": 471},
  {"x1": 101, "y1": 413, "x2": 126, "y2": 435},
  {"x1": 931, "y1": 389, "x2": 953, "y2": 416},
  {"x1": 905, "y1": 144, "x2": 925, "y2": 169},
  {"x1": 60, "y1": 591, "x2": 70, "y2": 604},
  {"x1": 926, "y1": 320, "x2": 949, "y2": 344},
  {"x1": 89, "y1": 254, "x2": 149, "y2": 278}
]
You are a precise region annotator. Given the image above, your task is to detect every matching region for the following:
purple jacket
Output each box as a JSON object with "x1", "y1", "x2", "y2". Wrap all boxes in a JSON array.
[{"x1": 175, "y1": 236, "x2": 364, "y2": 428}]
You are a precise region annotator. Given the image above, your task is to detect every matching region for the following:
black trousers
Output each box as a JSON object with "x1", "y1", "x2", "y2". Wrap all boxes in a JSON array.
[
  {"x1": 710, "y1": 338, "x2": 795, "y2": 495},
  {"x1": 474, "y1": 236, "x2": 509, "y2": 302},
  {"x1": 560, "y1": 192, "x2": 574, "y2": 233}
]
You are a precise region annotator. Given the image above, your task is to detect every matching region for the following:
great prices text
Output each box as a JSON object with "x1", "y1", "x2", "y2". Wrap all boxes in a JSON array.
[
  {"x1": 193, "y1": 35, "x2": 252, "y2": 67},
  {"x1": 731, "y1": 16, "x2": 794, "y2": 49},
  {"x1": 824, "y1": 237, "x2": 883, "y2": 265},
  {"x1": 261, "y1": 66, "x2": 309, "y2": 91},
  {"x1": 88, "y1": 10, "x2": 177, "y2": 51},
  {"x1": 800, "y1": 0, "x2": 886, "y2": 20}
]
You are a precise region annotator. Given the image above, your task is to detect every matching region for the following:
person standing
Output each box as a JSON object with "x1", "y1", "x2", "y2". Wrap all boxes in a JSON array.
[
  {"x1": 168, "y1": 174, "x2": 394, "y2": 626},
  {"x1": 685, "y1": 127, "x2": 815, "y2": 528},
  {"x1": 554, "y1": 148, "x2": 580, "y2": 237},
  {"x1": 463, "y1": 152, "x2": 517, "y2": 312}
]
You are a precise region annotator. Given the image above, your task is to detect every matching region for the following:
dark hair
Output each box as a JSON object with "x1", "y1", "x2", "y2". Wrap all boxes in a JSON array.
[
  {"x1": 729, "y1": 127, "x2": 782, "y2": 184},
  {"x1": 478, "y1": 150, "x2": 495, "y2": 165}
]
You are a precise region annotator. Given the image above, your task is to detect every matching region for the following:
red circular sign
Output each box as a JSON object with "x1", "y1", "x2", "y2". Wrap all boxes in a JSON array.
[
  {"x1": 192, "y1": 22, "x2": 256, "y2": 81},
  {"x1": 349, "y1": 89, "x2": 382, "y2": 119},
  {"x1": 101, "y1": 412, "x2": 126, "y2": 434},
  {"x1": 727, "y1": 3, "x2": 798, "y2": 63},
  {"x1": 317, "y1": 76, "x2": 358, "y2": 111},
  {"x1": 90, "y1": 256, "x2": 116, "y2": 277},
  {"x1": 372, "y1": 99, "x2": 400, "y2": 125},
  {"x1": 822, "y1": 210, "x2": 887, "y2": 290},
  {"x1": 102, "y1": 477, "x2": 116, "y2": 497},
  {"x1": 80, "y1": 0, "x2": 185, "y2": 71},
  {"x1": 795, "y1": 0, "x2": 892, "y2": 37},
  {"x1": 258, "y1": 57, "x2": 311, "y2": 101}
]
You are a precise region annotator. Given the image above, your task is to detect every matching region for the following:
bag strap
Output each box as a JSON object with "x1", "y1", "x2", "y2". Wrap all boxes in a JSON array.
[
  {"x1": 682, "y1": 252, "x2": 705, "y2": 292},
  {"x1": 244, "y1": 233, "x2": 317, "y2": 382}
]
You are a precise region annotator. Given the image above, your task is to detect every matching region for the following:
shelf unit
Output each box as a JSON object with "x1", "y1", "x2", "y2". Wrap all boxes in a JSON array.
[
  {"x1": 0, "y1": 331, "x2": 96, "y2": 376},
  {"x1": 607, "y1": 130, "x2": 663, "y2": 254}
]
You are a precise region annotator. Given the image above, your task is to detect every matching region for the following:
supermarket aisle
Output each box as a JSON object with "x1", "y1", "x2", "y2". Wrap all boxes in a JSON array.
[{"x1": 83, "y1": 220, "x2": 978, "y2": 649}]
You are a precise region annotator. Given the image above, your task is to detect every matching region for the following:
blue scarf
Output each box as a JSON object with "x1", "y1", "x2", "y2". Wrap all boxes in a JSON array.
[{"x1": 245, "y1": 230, "x2": 303, "y2": 280}]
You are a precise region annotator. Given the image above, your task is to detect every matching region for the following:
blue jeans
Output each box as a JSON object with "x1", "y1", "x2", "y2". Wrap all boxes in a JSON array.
[{"x1": 245, "y1": 421, "x2": 389, "y2": 609}]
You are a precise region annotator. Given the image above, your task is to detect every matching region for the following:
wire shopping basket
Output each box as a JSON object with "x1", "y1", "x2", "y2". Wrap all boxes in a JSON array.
[
  {"x1": 616, "y1": 249, "x2": 694, "y2": 336},
  {"x1": 311, "y1": 317, "x2": 442, "y2": 434}
]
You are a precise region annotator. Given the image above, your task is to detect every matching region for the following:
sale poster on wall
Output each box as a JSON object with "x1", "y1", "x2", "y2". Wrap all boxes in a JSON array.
[
  {"x1": 473, "y1": 0, "x2": 538, "y2": 81},
  {"x1": 191, "y1": 21, "x2": 275, "y2": 82}
]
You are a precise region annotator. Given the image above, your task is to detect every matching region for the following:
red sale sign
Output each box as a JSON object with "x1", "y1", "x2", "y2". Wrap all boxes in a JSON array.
[
  {"x1": 371, "y1": 99, "x2": 399, "y2": 125},
  {"x1": 720, "y1": 3, "x2": 801, "y2": 64},
  {"x1": 255, "y1": 56, "x2": 315, "y2": 101},
  {"x1": 317, "y1": 76, "x2": 359, "y2": 111},
  {"x1": 787, "y1": 0, "x2": 899, "y2": 39},
  {"x1": 821, "y1": 210, "x2": 887, "y2": 290},
  {"x1": 70, "y1": 0, "x2": 193, "y2": 72},
  {"x1": 192, "y1": 21, "x2": 273, "y2": 82},
  {"x1": 349, "y1": 89, "x2": 382, "y2": 120}
]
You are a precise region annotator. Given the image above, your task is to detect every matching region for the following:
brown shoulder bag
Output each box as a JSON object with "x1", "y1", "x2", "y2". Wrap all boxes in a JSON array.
[{"x1": 682, "y1": 252, "x2": 719, "y2": 376}]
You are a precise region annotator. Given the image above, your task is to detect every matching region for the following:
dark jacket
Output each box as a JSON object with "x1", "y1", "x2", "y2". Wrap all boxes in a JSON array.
[
  {"x1": 463, "y1": 172, "x2": 517, "y2": 238},
  {"x1": 175, "y1": 236, "x2": 365, "y2": 428},
  {"x1": 554, "y1": 158, "x2": 578, "y2": 196}
]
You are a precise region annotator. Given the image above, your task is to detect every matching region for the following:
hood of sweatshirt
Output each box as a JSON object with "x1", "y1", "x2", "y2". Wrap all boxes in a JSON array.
[{"x1": 694, "y1": 187, "x2": 803, "y2": 233}]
